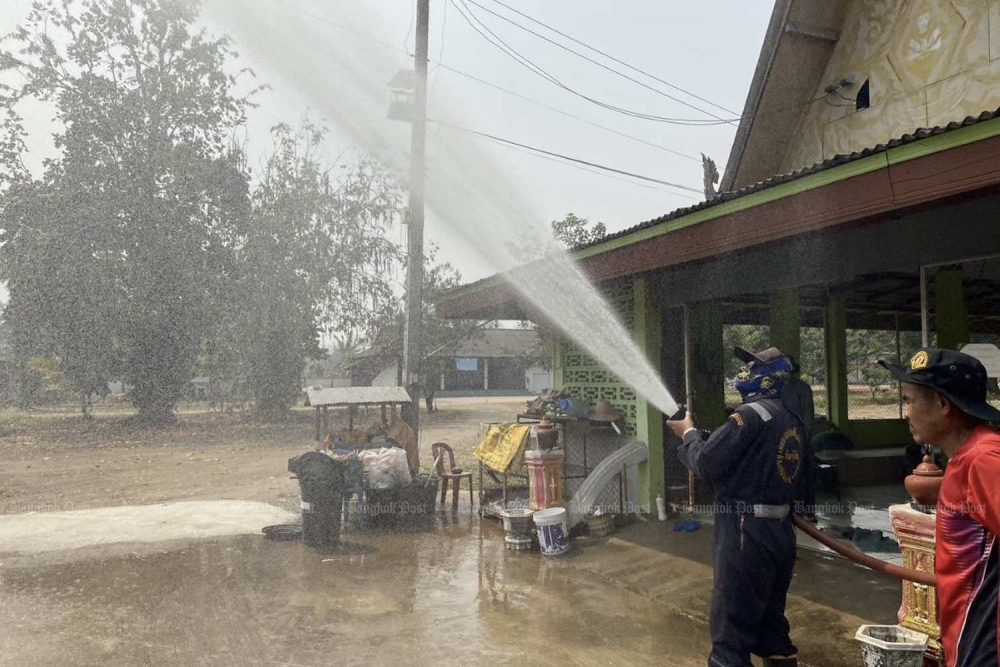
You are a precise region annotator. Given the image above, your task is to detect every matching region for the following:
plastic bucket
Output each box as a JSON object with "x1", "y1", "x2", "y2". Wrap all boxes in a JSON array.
[
  {"x1": 534, "y1": 507, "x2": 570, "y2": 556},
  {"x1": 855, "y1": 625, "x2": 928, "y2": 667}
]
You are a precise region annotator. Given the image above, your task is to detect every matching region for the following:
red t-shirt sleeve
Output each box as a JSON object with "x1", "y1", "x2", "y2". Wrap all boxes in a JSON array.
[{"x1": 966, "y1": 448, "x2": 1000, "y2": 537}]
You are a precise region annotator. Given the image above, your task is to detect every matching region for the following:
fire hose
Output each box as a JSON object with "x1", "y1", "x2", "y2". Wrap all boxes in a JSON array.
[{"x1": 792, "y1": 515, "x2": 937, "y2": 587}]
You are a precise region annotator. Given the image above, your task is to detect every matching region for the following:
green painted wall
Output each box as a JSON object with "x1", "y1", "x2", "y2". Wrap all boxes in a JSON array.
[{"x1": 555, "y1": 280, "x2": 639, "y2": 435}]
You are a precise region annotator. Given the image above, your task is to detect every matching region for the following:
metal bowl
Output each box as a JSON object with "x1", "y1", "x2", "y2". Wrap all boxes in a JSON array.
[{"x1": 498, "y1": 507, "x2": 535, "y2": 536}]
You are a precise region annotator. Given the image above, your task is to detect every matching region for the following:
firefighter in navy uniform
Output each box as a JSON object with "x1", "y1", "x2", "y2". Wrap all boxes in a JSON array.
[{"x1": 668, "y1": 346, "x2": 806, "y2": 667}]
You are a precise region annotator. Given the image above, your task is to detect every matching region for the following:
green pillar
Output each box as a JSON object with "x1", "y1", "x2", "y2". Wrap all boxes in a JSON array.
[
  {"x1": 824, "y1": 295, "x2": 849, "y2": 432},
  {"x1": 686, "y1": 302, "x2": 726, "y2": 430},
  {"x1": 633, "y1": 278, "x2": 664, "y2": 510},
  {"x1": 769, "y1": 288, "x2": 801, "y2": 361},
  {"x1": 661, "y1": 307, "x2": 688, "y2": 490},
  {"x1": 935, "y1": 267, "x2": 969, "y2": 351},
  {"x1": 552, "y1": 337, "x2": 565, "y2": 390}
]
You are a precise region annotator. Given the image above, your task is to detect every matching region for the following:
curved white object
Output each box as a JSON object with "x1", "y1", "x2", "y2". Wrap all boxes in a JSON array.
[{"x1": 566, "y1": 439, "x2": 649, "y2": 528}]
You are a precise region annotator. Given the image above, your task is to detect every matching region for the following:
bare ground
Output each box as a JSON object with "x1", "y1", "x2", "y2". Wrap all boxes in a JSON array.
[{"x1": 0, "y1": 396, "x2": 527, "y2": 515}]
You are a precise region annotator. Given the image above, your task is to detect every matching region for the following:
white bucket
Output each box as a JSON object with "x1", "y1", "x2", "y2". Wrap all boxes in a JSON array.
[
  {"x1": 533, "y1": 507, "x2": 570, "y2": 556},
  {"x1": 855, "y1": 625, "x2": 928, "y2": 667}
]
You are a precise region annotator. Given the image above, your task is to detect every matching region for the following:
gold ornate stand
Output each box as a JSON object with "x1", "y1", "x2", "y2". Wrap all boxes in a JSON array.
[{"x1": 889, "y1": 503, "x2": 941, "y2": 664}]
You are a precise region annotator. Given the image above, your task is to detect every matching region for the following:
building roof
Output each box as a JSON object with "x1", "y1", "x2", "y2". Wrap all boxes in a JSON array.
[
  {"x1": 304, "y1": 386, "x2": 412, "y2": 408},
  {"x1": 574, "y1": 107, "x2": 1000, "y2": 253},
  {"x1": 437, "y1": 109, "x2": 1000, "y2": 320},
  {"x1": 720, "y1": 0, "x2": 849, "y2": 192},
  {"x1": 443, "y1": 328, "x2": 541, "y2": 359},
  {"x1": 353, "y1": 327, "x2": 542, "y2": 363}
]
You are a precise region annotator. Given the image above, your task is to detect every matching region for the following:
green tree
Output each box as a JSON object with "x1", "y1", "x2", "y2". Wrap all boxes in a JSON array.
[
  {"x1": 364, "y1": 247, "x2": 482, "y2": 394},
  {"x1": 234, "y1": 125, "x2": 401, "y2": 419},
  {"x1": 0, "y1": 0, "x2": 253, "y2": 424},
  {"x1": 846, "y1": 329, "x2": 898, "y2": 402},
  {"x1": 0, "y1": 178, "x2": 121, "y2": 414},
  {"x1": 550, "y1": 213, "x2": 606, "y2": 249},
  {"x1": 333, "y1": 330, "x2": 360, "y2": 378}
]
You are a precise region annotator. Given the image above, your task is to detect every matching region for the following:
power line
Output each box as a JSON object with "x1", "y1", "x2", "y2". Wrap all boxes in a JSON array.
[
  {"x1": 429, "y1": 0, "x2": 448, "y2": 96},
  {"x1": 457, "y1": 0, "x2": 733, "y2": 125},
  {"x1": 403, "y1": 0, "x2": 415, "y2": 56},
  {"x1": 481, "y1": 134, "x2": 699, "y2": 199},
  {"x1": 270, "y1": 0, "x2": 406, "y2": 54},
  {"x1": 430, "y1": 117, "x2": 704, "y2": 194},
  {"x1": 450, "y1": 0, "x2": 736, "y2": 126},
  {"x1": 266, "y1": 0, "x2": 852, "y2": 130},
  {"x1": 484, "y1": 0, "x2": 739, "y2": 118},
  {"x1": 263, "y1": 0, "x2": 706, "y2": 164},
  {"x1": 433, "y1": 62, "x2": 700, "y2": 162},
  {"x1": 466, "y1": 0, "x2": 736, "y2": 124}
]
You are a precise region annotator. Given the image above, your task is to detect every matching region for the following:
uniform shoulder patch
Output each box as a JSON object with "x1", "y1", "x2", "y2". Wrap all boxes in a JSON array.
[
  {"x1": 744, "y1": 401, "x2": 773, "y2": 422},
  {"x1": 729, "y1": 412, "x2": 745, "y2": 428}
]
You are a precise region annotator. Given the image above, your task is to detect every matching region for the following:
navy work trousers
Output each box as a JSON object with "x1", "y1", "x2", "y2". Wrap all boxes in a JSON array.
[{"x1": 708, "y1": 511, "x2": 798, "y2": 667}]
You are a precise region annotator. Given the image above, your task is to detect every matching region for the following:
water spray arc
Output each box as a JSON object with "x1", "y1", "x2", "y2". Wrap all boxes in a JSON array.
[{"x1": 207, "y1": 0, "x2": 681, "y2": 425}]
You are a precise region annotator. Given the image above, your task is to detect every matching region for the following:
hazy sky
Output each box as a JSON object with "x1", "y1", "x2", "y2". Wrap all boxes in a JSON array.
[{"x1": 0, "y1": 0, "x2": 772, "y2": 282}]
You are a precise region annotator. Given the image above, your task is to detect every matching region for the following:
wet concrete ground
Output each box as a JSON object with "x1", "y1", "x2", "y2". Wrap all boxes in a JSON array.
[
  {"x1": 0, "y1": 516, "x2": 716, "y2": 667},
  {"x1": 0, "y1": 512, "x2": 901, "y2": 667}
]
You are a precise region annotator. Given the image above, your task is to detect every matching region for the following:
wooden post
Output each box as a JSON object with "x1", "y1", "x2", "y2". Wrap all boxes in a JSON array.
[
  {"x1": 315, "y1": 407, "x2": 321, "y2": 441},
  {"x1": 321, "y1": 406, "x2": 329, "y2": 440}
]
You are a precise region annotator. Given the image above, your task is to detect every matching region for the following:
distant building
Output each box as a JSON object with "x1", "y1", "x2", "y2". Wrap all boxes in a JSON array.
[{"x1": 354, "y1": 328, "x2": 552, "y2": 394}]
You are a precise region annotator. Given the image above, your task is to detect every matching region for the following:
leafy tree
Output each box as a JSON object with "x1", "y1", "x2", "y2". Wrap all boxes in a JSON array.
[
  {"x1": 798, "y1": 328, "x2": 826, "y2": 385},
  {"x1": 363, "y1": 246, "x2": 482, "y2": 395},
  {"x1": 551, "y1": 213, "x2": 606, "y2": 249},
  {"x1": 0, "y1": 0, "x2": 253, "y2": 424},
  {"x1": 0, "y1": 178, "x2": 121, "y2": 414},
  {"x1": 333, "y1": 330, "x2": 360, "y2": 378},
  {"x1": 846, "y1": 329, "x2": 898, "y2": 403},
  {"x1": 231, "y1": 124, "x2": 401, "y2": 419}
]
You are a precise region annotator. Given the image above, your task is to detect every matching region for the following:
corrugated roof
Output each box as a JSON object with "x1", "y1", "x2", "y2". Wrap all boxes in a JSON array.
[
  {"x1": 440, "y1": 106, "x2": 1000, "y2": 302},
  {"x1": 576, "y1": 107, "x2": 1000, "y2": 253},
  {"x1": 447, "y1": 328, "x2": 540, "y2": 359},
  {"x1": 355, "y1": 328, "x2": 542, "y2": 360},
  {"x1": 304, "y1": 386, "x2": 412, "y2": 407}
]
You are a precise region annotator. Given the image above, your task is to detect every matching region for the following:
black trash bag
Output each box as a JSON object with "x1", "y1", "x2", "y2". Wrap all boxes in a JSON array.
[{"x1": 288, "y1": 452, "x2": 345, "y2": 550}]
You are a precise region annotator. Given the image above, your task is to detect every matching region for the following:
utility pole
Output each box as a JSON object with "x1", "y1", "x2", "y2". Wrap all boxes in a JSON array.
[{"x1": 402, "y1": 0, "x2": 430, "y2": 455}]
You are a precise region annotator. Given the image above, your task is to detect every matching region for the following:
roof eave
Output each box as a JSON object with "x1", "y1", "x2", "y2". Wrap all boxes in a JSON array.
[{"x1": 719, "y1": 0, "x2": 792, "y2": 193}]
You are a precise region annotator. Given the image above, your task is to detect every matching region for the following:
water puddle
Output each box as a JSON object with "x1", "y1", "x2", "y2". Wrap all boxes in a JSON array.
[{"x1": 0, "y1": 519, "x2": 712, "y2": 666}]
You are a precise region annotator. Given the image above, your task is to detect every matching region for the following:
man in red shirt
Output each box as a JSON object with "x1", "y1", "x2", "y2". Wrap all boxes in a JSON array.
[{"x1": 881, "y1": 348, "x2": 1000, "y2": 667}]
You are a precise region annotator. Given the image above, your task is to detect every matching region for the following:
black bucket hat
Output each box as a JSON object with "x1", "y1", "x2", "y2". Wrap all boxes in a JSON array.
[
  {"x1": 734, "y1": 346, "x2": 787, "y2": 367},
  {"x1": 879, "y1": 347, "x2": 1000, "y2": 423}
]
